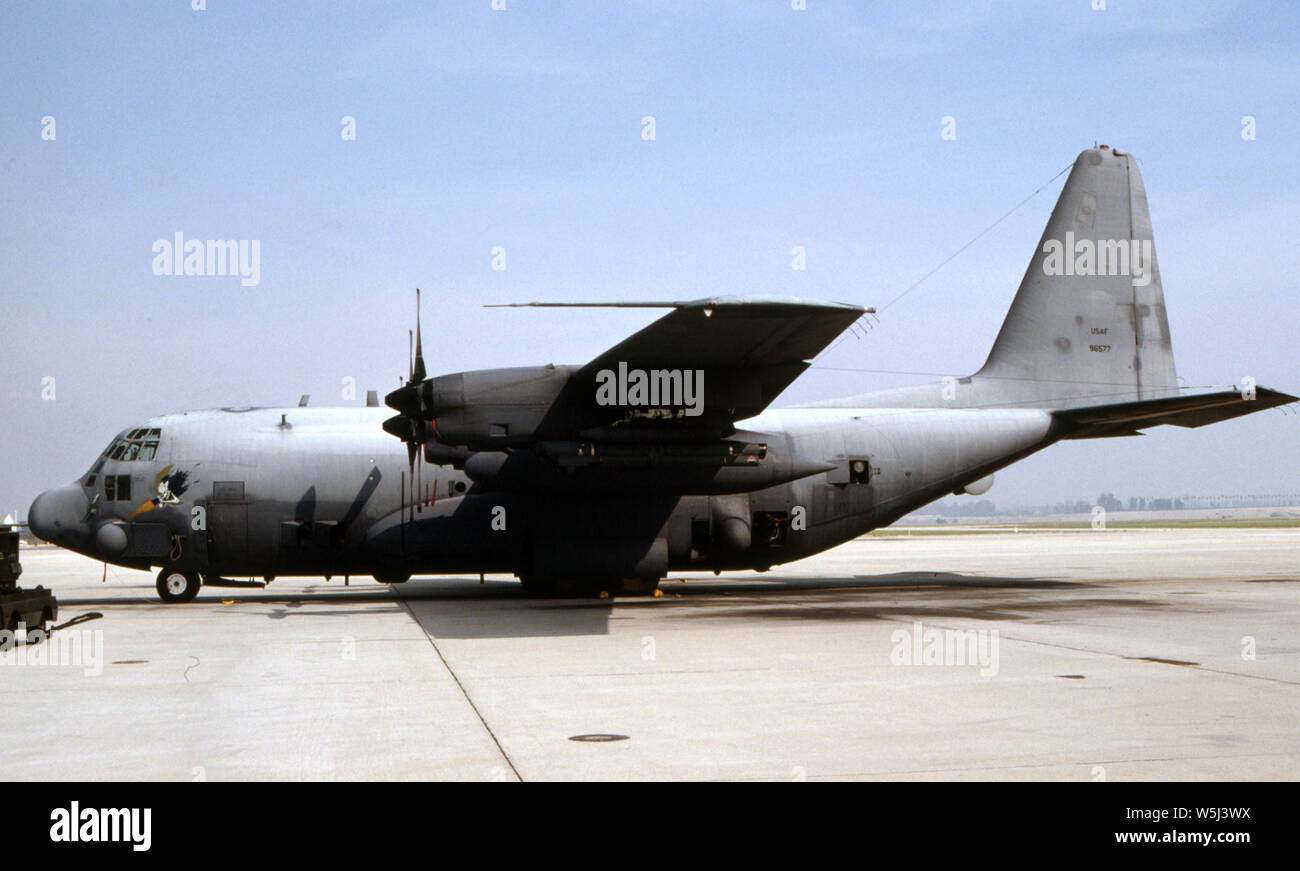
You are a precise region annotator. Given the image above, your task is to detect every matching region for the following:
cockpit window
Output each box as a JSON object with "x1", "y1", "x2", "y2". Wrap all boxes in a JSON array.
[
  {"x1": 104, "y1": 474, "x2": 131, "y2": 501},
  {"x1": 103, "y1": 428, "x2": 163, "y2": 462}
]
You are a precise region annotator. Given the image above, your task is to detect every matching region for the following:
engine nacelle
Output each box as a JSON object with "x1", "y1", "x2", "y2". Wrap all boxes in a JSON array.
[{"x1": 425, "y1": 365, "x2": 576, "y2": 449}]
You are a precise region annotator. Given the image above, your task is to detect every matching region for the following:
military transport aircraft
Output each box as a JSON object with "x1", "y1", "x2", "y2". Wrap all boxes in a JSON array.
[{"x1": 28, "y1": 147, "x2": 1297, "y2": 602}]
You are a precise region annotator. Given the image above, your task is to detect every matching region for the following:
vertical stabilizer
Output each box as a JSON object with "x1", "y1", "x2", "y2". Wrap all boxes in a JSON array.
[{"x1": 974, "y1": 147, "x2": 1179, "y2": 408}]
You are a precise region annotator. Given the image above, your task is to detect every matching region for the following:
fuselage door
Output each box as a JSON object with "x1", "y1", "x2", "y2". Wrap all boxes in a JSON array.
[{"x1": 208, "y1": 481, "x2": 248, "y2": 569}]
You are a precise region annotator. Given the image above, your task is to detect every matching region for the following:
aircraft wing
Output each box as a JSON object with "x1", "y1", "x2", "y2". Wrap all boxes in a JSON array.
[
  {"x1": 389, "y1": 295, "x2": 868, "y2": 457},
  {"x1": 573, "y1": 296, "x2": 867, "y2": 371},
  {"x1": 565, "y1": 296, "x2": 867, "y2": 436},
  {"x1": 1056, "y1": 387, "x2": 1298, "y2": 439}
]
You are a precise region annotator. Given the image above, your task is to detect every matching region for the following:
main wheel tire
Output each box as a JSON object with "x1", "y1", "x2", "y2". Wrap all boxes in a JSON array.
[{"x1": 157, "y1": 568, "x2": 201, "y2": 603}]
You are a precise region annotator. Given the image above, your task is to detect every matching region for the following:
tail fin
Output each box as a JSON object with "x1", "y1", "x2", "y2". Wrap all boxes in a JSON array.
[
  {"x1": 817, "y1": 147, "x2": 1298, "y2": 428},
  {"x1": 973, "y1": 147, "x2": 1179, "y2": 409}
]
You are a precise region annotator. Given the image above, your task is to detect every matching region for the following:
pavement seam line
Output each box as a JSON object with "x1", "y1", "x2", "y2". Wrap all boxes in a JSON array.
[
  {"x1": 867, "y1": 611, "x2": 1300, "y2": 687},
  {"x1": 397, "y1": 594, "x2": 523, "y2": 782}
]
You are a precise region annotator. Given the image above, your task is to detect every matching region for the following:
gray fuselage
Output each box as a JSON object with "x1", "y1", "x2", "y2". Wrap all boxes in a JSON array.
[{"x1": 32, "y1": 403, "x2": 1057, "y2": 583}]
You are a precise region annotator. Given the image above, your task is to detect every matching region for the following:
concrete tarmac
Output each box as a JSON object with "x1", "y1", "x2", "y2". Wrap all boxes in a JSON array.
[{"x1": 2, "y1": 527, "x2": 1297, "y2": 781}]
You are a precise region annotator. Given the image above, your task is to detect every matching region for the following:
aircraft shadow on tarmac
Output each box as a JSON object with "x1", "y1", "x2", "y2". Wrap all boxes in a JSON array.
[
  {"x1": 397, "y1": 572, "x2": 1187, "y2": 639},
  {"x1": 52, "y1": 572, "x2": 1190, "y2": 641}
]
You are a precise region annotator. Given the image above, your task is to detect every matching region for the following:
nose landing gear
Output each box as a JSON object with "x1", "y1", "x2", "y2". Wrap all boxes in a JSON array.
[{"x1": 156, "y1": 568, "x2": 201, "y2": 603}]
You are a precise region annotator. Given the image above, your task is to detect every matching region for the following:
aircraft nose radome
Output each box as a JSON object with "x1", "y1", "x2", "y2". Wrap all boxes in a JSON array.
[{"x1": 28, "y1": 484, "x2": 89, "y2": 543}]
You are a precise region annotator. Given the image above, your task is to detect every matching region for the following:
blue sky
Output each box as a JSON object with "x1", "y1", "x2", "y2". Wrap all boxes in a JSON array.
[{"x1": 2, "y1": 0, "x2": 1297, "y2": 513}]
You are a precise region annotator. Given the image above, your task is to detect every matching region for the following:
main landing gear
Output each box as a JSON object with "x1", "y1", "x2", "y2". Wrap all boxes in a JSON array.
[{"x1": 517, "y1": 574, "x2": 661, "y2": 598}]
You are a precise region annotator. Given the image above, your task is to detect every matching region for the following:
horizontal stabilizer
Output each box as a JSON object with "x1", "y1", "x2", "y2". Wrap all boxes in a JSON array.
[{"x1": 1056, "y1": 387, "x2": 1297, "y2": 439}]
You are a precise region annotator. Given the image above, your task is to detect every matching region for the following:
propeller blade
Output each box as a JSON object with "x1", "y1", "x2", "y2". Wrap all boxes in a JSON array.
[
  {"x1": 385, "y1": 288, "x2": 436, "y2": 469},
  {"x1": 412, "y1": 288, "x2": 427, "y2": 384}
]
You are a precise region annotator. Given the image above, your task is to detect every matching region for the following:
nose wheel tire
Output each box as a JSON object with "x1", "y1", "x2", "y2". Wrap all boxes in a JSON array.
[{"x1": 157, "y1": 568, "x2": 201, "y2": 603}]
